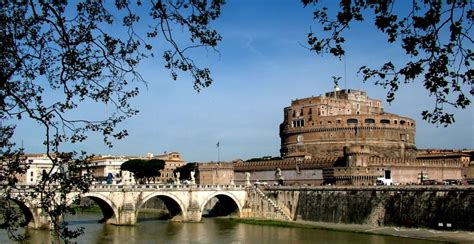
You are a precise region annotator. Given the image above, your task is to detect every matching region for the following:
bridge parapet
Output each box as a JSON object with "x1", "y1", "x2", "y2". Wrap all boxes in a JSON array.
[{"x1": 88, "y1": 184, "x2": 247, "y2": 192}]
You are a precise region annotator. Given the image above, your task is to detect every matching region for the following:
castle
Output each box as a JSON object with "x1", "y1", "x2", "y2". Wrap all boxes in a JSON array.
[
  {"x1": 199, "y1": 88, "x2": 471, "y2": 186},
  {"x1": 280, "y1": 88, "x2": 416, "y2": 159}
]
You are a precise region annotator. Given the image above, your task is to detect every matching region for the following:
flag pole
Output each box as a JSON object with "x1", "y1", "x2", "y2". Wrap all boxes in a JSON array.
[{"x1": 217, "y1": 141, "x2": 220, "y2": 162}]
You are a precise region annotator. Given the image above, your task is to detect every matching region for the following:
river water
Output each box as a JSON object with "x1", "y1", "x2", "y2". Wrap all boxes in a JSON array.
[{"x1": 0, "y1": 212, "x2": 441, "y2": 243}]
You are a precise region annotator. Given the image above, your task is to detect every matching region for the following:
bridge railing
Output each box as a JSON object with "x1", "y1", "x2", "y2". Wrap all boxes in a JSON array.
[
  {"x1": 1, "y1": 183, "x2": 248, "y2": 193},
  {"x1": 88, "y1": 183, "x2": 247, "y2": 191}
]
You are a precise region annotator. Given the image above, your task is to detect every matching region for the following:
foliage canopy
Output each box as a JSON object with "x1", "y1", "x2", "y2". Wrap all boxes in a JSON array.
[
  {"x1": 173, "y1": 162, "x2": 196, "y2": 181},
  {"x1": 121, "y1": 159, "x2": 165, "y2": 183},
  {"x1": 1, "y1": 0, "x2": 223, "y2": 241},
  {"x1": 303, "y1": 0, "x2": 473, "y2": 126}
]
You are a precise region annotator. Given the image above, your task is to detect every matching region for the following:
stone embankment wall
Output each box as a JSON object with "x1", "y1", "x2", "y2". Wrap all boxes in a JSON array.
[{"x1": 263, "y1": 186, "x2": 474, "y2": 231}]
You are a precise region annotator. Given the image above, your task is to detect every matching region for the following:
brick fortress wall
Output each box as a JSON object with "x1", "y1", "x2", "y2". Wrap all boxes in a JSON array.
[{"x1": 280, "y1": 89, "x2": 416, "y2": 159}]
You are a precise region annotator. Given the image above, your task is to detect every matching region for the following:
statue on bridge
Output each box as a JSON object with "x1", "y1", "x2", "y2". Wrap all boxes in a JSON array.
[
  {"x1": 190, "y1": 170, "x2": 196, "y2": 185},
  {"x1": 175, "y1": 172, "x2": 181, "y2": 185},
  {"x1": 275, "y1": 168, "x2": 284, "y2": 186},
  {"x1": 245, "y1": 172, "x2": 251, "y2": 186}
]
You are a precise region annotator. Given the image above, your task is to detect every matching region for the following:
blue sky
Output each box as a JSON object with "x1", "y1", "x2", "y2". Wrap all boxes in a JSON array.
[{"x1": 13, "y1": 1, "x2": 474, "y2": 162}]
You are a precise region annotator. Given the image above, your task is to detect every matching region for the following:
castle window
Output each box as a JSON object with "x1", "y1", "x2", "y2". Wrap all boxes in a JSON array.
[
  {"x1": 400, "y1": 120, "x2": 406, "y2": 125},
  {"x1": 394, "y1": 120, "x2": 398, "y2": 124},
  {"x1": 293, "y1": 119, "x2": 304, "y2": 128},
  {"x1": 364, "y1": 118, "x2": 375, "y2": 123},
  {"x1": 380, "y1": 119, "x2": 390, "y2": 124},
  {"x1": 336, "y1": 119, "x2": 341, "y2": 124},
  {"x1": 292, "y1": 110, "x2": 296, "y2": 117},
  {"x1": 347, "y1": 118, "x2": 358, "y2": 124},
  {"x1": 309, "y1": 108, "x2": 312, "y2": 115}
]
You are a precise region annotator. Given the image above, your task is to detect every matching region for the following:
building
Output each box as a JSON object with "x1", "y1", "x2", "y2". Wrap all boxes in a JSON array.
[
  {"x1": 233, "y1": 158, "x2": 335, "y2": 185},
  {"x1": 196, "y1": 162, "x2": 234, "y2": 185},
  {"x1": 89, "y1": 155, "x2": 135, "y2": 184},
  {"x1": 280, "y1": 88, "x2": 417, "y2": 159},
  {"x1": 21, "y1": 154, "x2": 58, "y2": 184},
  {"x1": 89, "y1": 152, "x2": 187, "y2": 184},
  {"x1": 228, "y1": 88, "x2": 468, "y2": 186},
  {"x1": 150, "y1": 152, "x2": 186, "y2": 183},
  {"x1": 417, "y1": 149, "x2": 474, "y2": 180},
  {"x1": 11, "y1": 151, "x2": 187, "y2": 185}
]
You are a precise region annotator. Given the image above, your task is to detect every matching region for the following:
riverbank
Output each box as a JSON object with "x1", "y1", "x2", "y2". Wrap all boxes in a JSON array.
[{"x1": 231, "y1": 218, "x2": 474, "y2": 243}]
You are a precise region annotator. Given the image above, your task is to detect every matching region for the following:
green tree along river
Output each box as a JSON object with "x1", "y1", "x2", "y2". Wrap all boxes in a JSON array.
[{"x1": 0, "y1": 212, "x2": 442, "y2": 244}]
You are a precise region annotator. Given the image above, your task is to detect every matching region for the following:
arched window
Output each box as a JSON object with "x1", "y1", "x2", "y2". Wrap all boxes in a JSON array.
[
  {"x1": 347, "y1": 118, "x2": 358, "y2": 124},
  {"x1": 364, "y1": 118, "x2": 375, "y2": 123},
  {"x1": 380, "y1": 119, "x2": 390, "y2": 124},
  {"x1": 400, "y1": 120, "x2": 406, "y2": 125}
]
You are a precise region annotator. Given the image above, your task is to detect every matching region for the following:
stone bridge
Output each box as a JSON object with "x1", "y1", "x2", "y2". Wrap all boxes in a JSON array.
[{"x1": 6, "y1": 184, "x2": 249, "y2": 229}]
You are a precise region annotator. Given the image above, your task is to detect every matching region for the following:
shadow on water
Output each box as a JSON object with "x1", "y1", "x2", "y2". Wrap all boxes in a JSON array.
[{"x1": 137, "y1": 212, "x2": 171, "y2": 222}]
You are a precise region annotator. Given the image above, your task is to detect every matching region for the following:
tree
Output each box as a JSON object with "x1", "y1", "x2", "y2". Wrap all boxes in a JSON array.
[
  {"x1": 173, "y1": 162, "x2": 196, "y2": 181},
  {"x1": 1, "y1": 0, "x2": 223, "y2": 241},
  {"x1": 303, "y1": 0, "x2": 473, "y2": 126},
  {"x1": 121, "y1": 159, "x2": 165, "y2": 184}
]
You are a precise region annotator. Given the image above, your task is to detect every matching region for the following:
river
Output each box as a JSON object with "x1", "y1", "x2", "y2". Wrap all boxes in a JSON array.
[{"x1": 0, "y1": 212, "x2": 441, "y2": 243}]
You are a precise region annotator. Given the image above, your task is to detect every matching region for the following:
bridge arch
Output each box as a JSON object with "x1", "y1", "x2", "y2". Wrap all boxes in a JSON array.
[
  {"x1": 68, "y1": 192, "x2": 118, "y2": 224},
  {"x1": 2, "y1": 197, "x2": 35, "y2": 228},
  {"x1": 200, "y1": 192, "x2": 242, "y2": 218},
  {"x1": 138, "y1": 193, "x2": 187, "y2": 220}
]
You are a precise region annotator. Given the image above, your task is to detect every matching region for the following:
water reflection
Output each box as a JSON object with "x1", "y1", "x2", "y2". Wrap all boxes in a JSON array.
[{"x1": 0, "y1": 212, "x2": 441, "y2": 244}]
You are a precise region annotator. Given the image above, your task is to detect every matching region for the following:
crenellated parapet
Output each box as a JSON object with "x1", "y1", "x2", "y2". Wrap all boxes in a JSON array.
[
  {"x1": 368, "y1": 157, "x2": 463, "y2": 168},
  {"x1": 234, "y1": 158, "x2": 336, "y2": 172}
]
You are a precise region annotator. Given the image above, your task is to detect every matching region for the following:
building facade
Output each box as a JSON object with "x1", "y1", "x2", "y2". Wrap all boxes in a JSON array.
[
  {"x1": 225, "y1": 88, "x2": 468, "y2": 186},
  {"x1": 22, "y1": 154, "x2": 58, "y2": 184},
  {"x1": 89, "y1": 155, "x2": 135, "y2": 184},
  {"x1": 151, "y1": 152, "x2": 186, "y2": 183},
  {"x1": 280, "y1": 88, "x2": 417, "y2": 159},
  {"x1": 196, "y1": 162, "x2": 234, "y2": 185},
  {"x1": 89, "y1": 152, "x2": 186, "y2": 184}
]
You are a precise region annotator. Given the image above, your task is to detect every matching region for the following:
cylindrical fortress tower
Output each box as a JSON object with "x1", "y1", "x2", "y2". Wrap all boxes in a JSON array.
[{"x1": 280, "y1": 89, "x2": 417, "y2": 159}]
